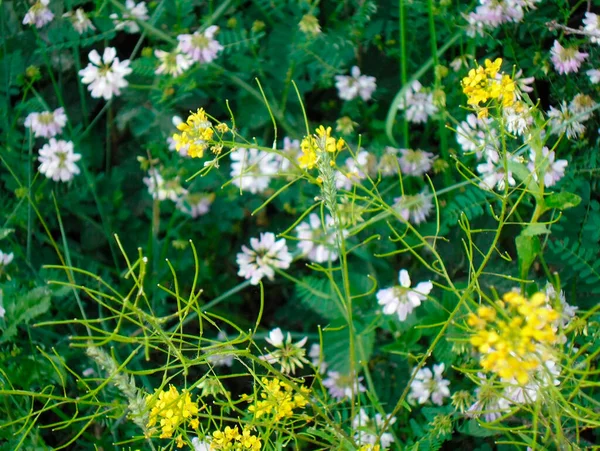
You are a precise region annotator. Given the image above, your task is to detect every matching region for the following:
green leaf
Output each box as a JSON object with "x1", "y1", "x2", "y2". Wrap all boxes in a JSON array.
[
  {"x1": 0, "y1": 287, "x2": 52, "y2": 343},
  {"x1": 294, "y1": 276, "x2": 342, "y2": 321},
  {"x1": 458, "y1": 419, "x2": 502, "y2": 437},
  {"x1": 323, "y1": 318, "x2": 375, "y2": 373},
  {"x1": 521, "y1": 223, "x2": 550, "y2": 237},
  {"x1": 545, "y1": 192, "x2": 582, "y2": 210},
  {"x1": 515, "y1": 233, "x2": 540, "y2": 279}
]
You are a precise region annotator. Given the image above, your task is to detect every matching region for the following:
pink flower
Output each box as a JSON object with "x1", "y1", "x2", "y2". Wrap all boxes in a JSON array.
[
  {"x1": 177, "y1": 26, "x2": 223, "y2": 63},
  {"x1": 550, "y1": 40, "x2": 588, "y2": 75}
]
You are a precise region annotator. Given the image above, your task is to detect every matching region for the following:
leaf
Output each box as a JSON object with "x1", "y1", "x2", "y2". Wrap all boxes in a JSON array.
[
  {"x1": 545, "y1": 192, "x2": 582, "y2": 210},
  {"x1": 515, "y1": 233, "x2": 540, "y2": 279},
  {"x1": 521, "y1": 223, "x2": 549, "y2": 237},
  {"x1": 457, "y1": 419, "x2": 501, "y2": 437},
  {"x1": 0, "y1": 287, "x2": 52, "y2": 343},
  {"x1": 323, "y1": 317, "x2": 375, "y2": 373},
  {"x1": 293, "y1": 276, "x2": 342, "y2": 321}
]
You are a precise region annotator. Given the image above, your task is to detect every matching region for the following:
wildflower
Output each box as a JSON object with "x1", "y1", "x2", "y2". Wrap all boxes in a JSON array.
[
  {"x1": 176, "y1": 192, "x2": 214, "y2": 218},
  {"x1": 550, "y1": 40, "x2": 588, "y2": 75},
  {"x1": 154, "y1": 49, "x2": 193, "y2": 76},
  {"x1": 587, "y1": 68, "x2": 600, "y2": 84},
  {"x1": 569, "y1": 93, "x2": 597, "y2": 122},
  {"x1": 38, "y1": 139, "x2": 81, "y2": 182},
  {"x1": 172, "y1": 108, "x2": 214, "y2": 158},
  {"x1": 467, "y1": 375, "x2": 511, "y2": 422},
  {"x1": 376, "y1": 269, "x2": 433, "y2": 322},
  {"x1": 299, "y1": 14, "x2": 321, "y2": 35},
  {"x1": 398, "y1": 80, "x2": 438, "y2": 124},
  {"x1": 393, "y1": 191, "x2": 434, "y2": 225},
  {"x1": 177, "y1": 26, "x2": 223, "y2": 63},
  {"x1": 455, "y1": 113, "x2": 499, "y2": 161},
  {"x1": 245, "y1": 377, "x2": 310, "y2": 421},
  {"x1": 335, "y1": 150, "x2": 374, "y2": 190},
  {"x1": 547, "y1": 101, "x2": 586, "y2": 140},
  {"x1": 377, "y1": 147, "x2": 400, "y2": 176},
  {"x1": 398, "y1": 148, "x2": 434, "y2": 176},
  {"x1": 352, "y1": 408, "x2": 397, "y2": 449},
  {"x1": 583, "y1": 12, "x2": 600, "y2": 45},
  {"x1": 110, "y1": 0, "x2": 148, "y2": 33},
  {"x1": 260, "y1": 327, "x2": 309, "y2": 374},
  {"x1": 146, "y1": 385, "x2": 200, "y2": 439},
  {"x1": 503, "y1": 101, "x2": 532, "y2": 136},
  {"x1": 461, "y1": 58, "x2": 515, "y2": 108},
  {"x1": 451, "y1": 390, "x2": 473, "y2": 413},
  {"x1": 408, "y1": 363, "x2": 451, "y2": 405},
  {"x1": 236, "y1": 233, "x2": 292, "y2": 285},
  {"x1": 63, "y1": 8, "x2": 95, "y2": 34},
  {"x1": 335, "y1": 66, "x2": 377, "y2": 102},
  {"x1": 275, "y1": 136, "x2": 301, "y2": 172},
  {"x1": 191, "y1": 438, "x2": 211, "y2": 451},
  {"x1": 527, "y1": 147, "x2": 567, "y2": 187},
  {"x1": 308, "y1": 343, "x2": 328, "y2": 373},
  {"x1": 143, "y1": 168, "x2": 187, "y2": 202},
  {"x1": 468, "y1": 292, "x2": 560, "y2": 385},
  {"x1": 296, "y1": 213, "x2": 341, "y2": 263},
  {"x1": 322, "y1": 371, "x2": 366, "y2": 400},
  {"x1": 504, "y1": 360, "x2": 560, "y2": 404},
  {"x1": 464, "y1": 0, "x2": 541, "y2": 36},
  {"x1": 545, "y1": 283, "x2": 577, "y2": 330},
  {"x1": 513, "y1": 69, "x2": 535, "y2": 95},
  {"x1": 0, "y1": 251, "x2": 14, "y2": 269},
  {"x1": 477, "y1": 158, "x2": 516, "y2": 191},
  {"x1": 25, "y1": 108, "x2": 67, "y2": 138},
  {"x1": 23, "y1": 0, "x2": 54, "y2": 28},
  {"x1": 336, "y1": 116, "x2": 357, "y2": 135},
  {"x1": 79, "y1": 48, "x2": 132, "y2": 100},
  {"x1": 230, "y1": 148, "x2": 279, "y2": 194},
  {"x1": 206, "y1": 330, "x2": 235, "y2": 367}
]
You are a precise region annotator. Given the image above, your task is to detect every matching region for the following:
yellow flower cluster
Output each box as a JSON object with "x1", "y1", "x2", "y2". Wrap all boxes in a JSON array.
[
  {"x1": 244, "y1": 377, "x2": 310, "y2": 421},
  {"x1": 468, "y1": 292, "x2": 560, "y2": 385},
  {"x1": 146, "y1": 385, "x2": 200, "y2": 440},
  {"x1": 172, "y1": 108, "x2": 215, "y2": 158},
  {"x1": 211, "y1": 425, "x2": 261, "y2": 450},
  {"x1": 461, "y1": 58, "x2": 516, "y2": 112},
  {"x1": 299, "y1": 125, "x2": 345, "y2": 169},
  {"x1": 358, "y1": 446, "x2": 381, "y2": 451}
]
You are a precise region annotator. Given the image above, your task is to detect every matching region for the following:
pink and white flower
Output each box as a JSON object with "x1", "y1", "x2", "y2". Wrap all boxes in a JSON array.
[
  {"x1": 177, "y1": 26, "x2": 223, "y2": 63},
  {"x1": 377, "y1": 269, "x2": 433, "y2": 322},
  {"x1": 38, "y1": 139, "x2": 81, "y2": 182},
  {"x1": 550, "y1": 40, "x2": 588, "y2": 75},
  {"x1": 63, "y1": 8, "x2": 95, "y2": 34},
  {"x1": 23, "y1": 0, "x2": 54, "y2": 28},
  {"x1": 335, "y1": 66, "x2": 377, "y2": 102},
  {"x1": 25, "y1": 108, "x2": 67, "y2": 138},
  {"x1": 110, "y1": 0, "x2": 148, "y2": 33},
  {"x1": 236, "y1": 233, "x2": 292, "y2": 285},
  {"x1": 79, "y1": 48, "x2": 132, "y2": 100},
  {"x1": 408, "y1": 363, "x2": 451, "y2": 406}
]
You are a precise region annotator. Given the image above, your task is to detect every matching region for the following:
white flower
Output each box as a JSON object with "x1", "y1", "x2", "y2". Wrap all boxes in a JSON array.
[
  {"x1": 408, "y1": 363, "x2": 451, "y2": 406},
  {"x1": 550, "y1": 40, "x2": 588, "y2": 75},
  {"x1": 455, "y1": 113, "x2": 499, "y2": 162},
  {"x1": 206, "y1": 331, "x2": 235, "y2": 368},
  {"x1": 464, "y1": 0, "x2": 541, "y2": 37},
  {"x1": 547, "y1": 101, "x2": 586, "y2": 140},
  {"x1": 0, "y1": 250, "x2": 14, "y2": 268},
  {"x1": 393, "y1": 191, "x2": 433, "y2": 225},
  {"x1": 236, "y1": 232, "x2": 292, "y2": 285},
  {"x1": 154, "y1": 49, "x2": 193, "y2": 77},
  {"x1": 527, "y1": 147, "x2": 567, "y2": 187},
  {"x1": 398, "y1": 81, "x2": 438, "y2": 124},
  {"x1": 177, "y1": 26, "x2": 223, "y2": 63},
  {"x1": 378, "y1": 147, "x2": 400, "y2": 176},
  {"x1": 477, "y1": 158, "x2": 516, "y2": 191},
  {"x1": 569, "y1": 93, "x2": 597, "y2": 122},
  {"x1": 513, "y1": 69, "x2": 535, "y2": 95},
  {"x1": 25, "y1": 108, "x2": 67, "y2": 138},
  {"x1": 260, "y1": 327, "x2": 309, "y2": 374},
  {"x1": 23, "y1": 0, "x2": 53, "y2": 28},
  {"x1": 230, "y1": 147, "x2": 279, "y2": 194},
  {"x1": 143, "y1": 168, "x2": 187, "y2": 202},
  {"x1": 335, "y1": 66, "x2": 377, "y2": 102},
  {"x1": 335, "y1": 150, "x2": 373, "y2": 190},
  {"x1": 308, "y1": 343, "x2": 328, "y2": 373},
  {"x1": 322, "y1": 371, "x2": 366, "y2": 400},
  {"x1": 63, "y1": 8, "x2": 95, "y2": 34},
  {"x1": 377, "y1": 269, "x2": 432, "y2": 322},
  {"x1": 38, "y1": 139, "x2": 81, "y2": 182},
  {"x1": 191, "y1": 437, "x2": 211, "y2": 451},
  {"x1": 296, "y1": 213, "x2": 342, "y2": 263},
  {"x1": 176, "y1": 193, "x2": 214, "y2": 218},
  {"x1": 110, "y1": 0, "x2": 148, "y2": 33},
  {"x1": 503, "y1": 102, "x2": 532, "y2": 136},
  {"x1": 583, "y1": 12, "x2": 600, "y2": 45},
  {"x1": 587, "y1": 69, "x2": 600, "y2": 84},
  {"x1": 79, "y1": 48, "x2": 132, "y2": 100},
  {"x1": 398, "y1": 148, "x2": 434, "y2": 176},
  {"x1": 352, "y1": 408, "x2": 397, "y2": 449}
]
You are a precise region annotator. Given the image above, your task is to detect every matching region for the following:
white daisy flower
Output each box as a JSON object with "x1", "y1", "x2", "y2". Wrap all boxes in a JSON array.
[
  {"x1": 398, "y1": 80, "x2": 438, "y2": 124},
  {"x1": 334, "y1": 66, "x2": 377, "y2": 102},
  {"x1": 24, "y1": 107, "x2": 67, "y2": 138},
  {"x1": 393, "y1": 191, "x2": 434, "y2": 225},
  {"x1": 322, "y1": 371, "x2": 366, "y2": 400},
  {"x1": 583, "y1": 12, "x2": 600, "y2": 45},
  {"x1": 143, "y1": 168, "x2": 187, "y2": 202},
  {"x1": 547, "y1": 101, "x2": 586, "y2": 140},
  {"x1": 587, "y1": 68, "x2": 600, "y2": 84},
  {"x1": 177, "y1": 26, "x2": 223, "y2": 63},
  {"x1": 79, "y1": 48, "x2": 132, "y2": 100},
  {"x1": 154, "y1": 49, "x2": 193, "y2": 77},
  {"x1": 110, "y1": 0, "x2": 148, "y2": 33},
  {"x1": 377, "y1": 269, "x2": 432, "y2": 322},
  {"x1": 296, "y1": 213, "x2": 342, "y2": 263},
  {"x1": 550, "y1": 40, "x2": 588, "y2": 75},
  {"x1": 408, "y1": 363, "x2": 451, "y2": 406},
  {"x1": 398, "y1": 148, "x2": 434, "y2": 176},
  {"x1": 176, "y1": 192, "x2": 214, "y2": 218},
  {"x1": 23, "y1": 0, "x2": 53, "y2": 28},
  {"x1": 230, "y1": 147, "x2": 279, "y2": 194},
  {"x1": 206, "y1": 330, "x2": 235, "y2": 368},
  {"x1": 38, "y1": 139, "x2": 81, "y2": 182},
  {"x1": 527, "y1": 147, "x2": 567, "y2": 187},
  {"x1": 352, "y1": 408, "x2": 397, "y2": 449},
  {"x1": 236, "y1": 232, "x2": 292, "y2": 285},
  {"x1": 260, "y1": 327, "x2": 309, "y2": 375},
  {"x1": 63, "y1": 8, "x2": 95, "y2": 34}
]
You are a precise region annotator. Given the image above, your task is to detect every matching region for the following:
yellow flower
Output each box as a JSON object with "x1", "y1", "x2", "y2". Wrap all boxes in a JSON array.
[
  {"x1": 246, "y1": 377, "x2": 309, "y2": 422},
  {"x1": 298, "y1": 125, "x2": 345, "y2": 170},
  {"x1": 461, "y1": 58, "x2": 516, "y2": 109},
  {"x1": 146, "y1": 385, "x2": 200, "y2": 439},
  {"x1": 172, "y1": 108, "x2": 215, "y2": 159}
]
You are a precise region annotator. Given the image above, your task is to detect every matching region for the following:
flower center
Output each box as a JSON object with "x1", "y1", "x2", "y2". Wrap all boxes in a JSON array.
[
  {"x1": 38, "y1": 112, "x2": 54, "y2": 125},
  {"x1": 191, "y1": 34, "x2": 210, "y2": 49}
]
